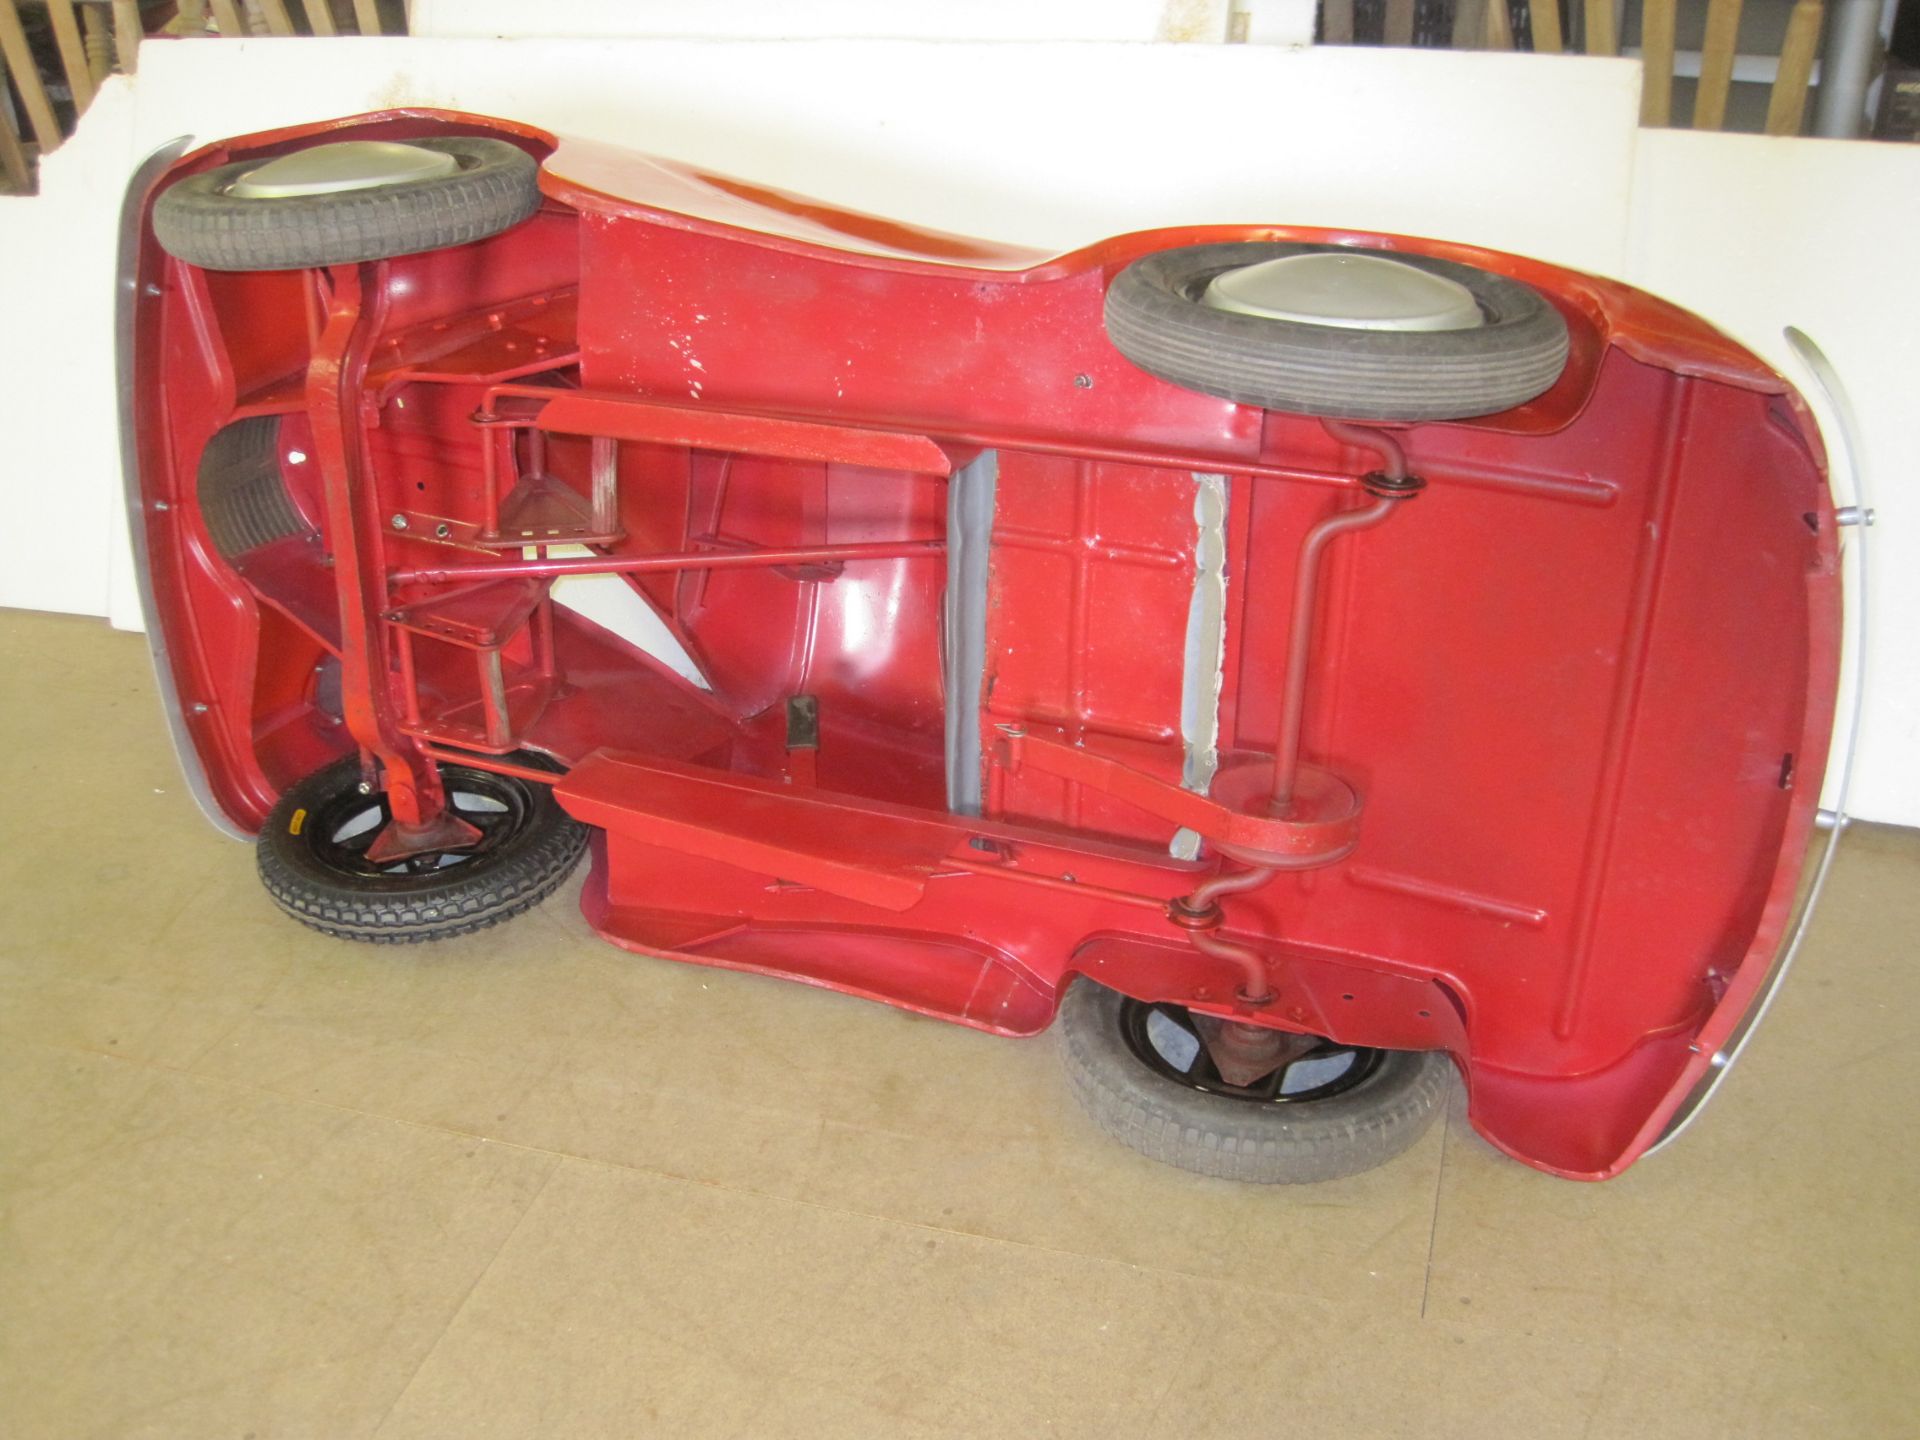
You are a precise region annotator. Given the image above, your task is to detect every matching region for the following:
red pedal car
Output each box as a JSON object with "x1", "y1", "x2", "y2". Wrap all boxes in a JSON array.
[{"x1": 125, "y1": 111, "x2": 1840, "y2": 1184}]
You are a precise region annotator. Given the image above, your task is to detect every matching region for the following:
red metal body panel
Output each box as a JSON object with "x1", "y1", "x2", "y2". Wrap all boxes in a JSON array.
[{"x1": 130, "y1": 110, "x2": 1839, "y2": 1180}]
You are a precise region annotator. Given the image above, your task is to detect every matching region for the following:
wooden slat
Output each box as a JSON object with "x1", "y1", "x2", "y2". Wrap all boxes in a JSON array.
[
  {"x1": 1528, "y1": 0, "x2": 1563, "y2": 51},
  {"x1": 111, "y1": 0, "x2": 140, "y2": 69},
  {"x1": 178, "y1": 0, "x2": 207, "y2": 33},
  {"x1": 1453, "y1": 0, "x2": 1488, "y2": 47},
  {"x1": 255, "y1": 0, "x2": 296, "y2": 35},
  {"x1": 1692, "y1": 0, "x2": 1744, "y2": 128},
  {"x1": 0, "y1": 0, "x2": 63, "y2": 151},
  {"x1": 351, "y1": 0, "x2": 381, "y2": 34},
  {"x1": 1766, "y1": 0, "x2": 1824, "y2": 134},
  {"x1": 1384, "y1": 0, "x2": 1416, "y2": 45},
  {"x1": 209, "y1": 0, "x2": 246, "y2": 36},
  {"x1": 1485, "y1": 0, "x2": 1515, "y2": 49},
  {"x1": 300, "y1": 0, "x2": 336, "y2": 35},
  {"x1": 0, "y1": 83, "x2": 29, "y2": 190},
  {"x1": 1639, "y1": 0, "x2": 1676, "y2": 124},
  {"x1": 81, "y1": 2, "x2": 111, "y2": 83},
  {"x1": 1583, "y1": 0, "x2": 1617, "y2": 54},
  {"x1": 45, "y1": 0, "x2": 94, "y2": 112},
  {"x1": 1322, "y1": 0, "x2": 1355, "y2": 44}
]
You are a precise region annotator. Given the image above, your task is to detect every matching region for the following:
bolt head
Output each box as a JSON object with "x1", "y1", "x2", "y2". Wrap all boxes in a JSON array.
[{"x1": 390, "y1": 514, "x2": 409, "y2": 530}]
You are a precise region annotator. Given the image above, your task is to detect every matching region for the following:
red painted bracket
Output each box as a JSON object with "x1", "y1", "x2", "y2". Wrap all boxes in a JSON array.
[
  {"x1": 523, "y1": 388, "x2": 954, "y2": 477},
  {"x1": 554, "y1": 750, "x2": 966, "y2": 912},
  {"x1": 996, "y1": 731, "x2": 1363, "y2": 866}
]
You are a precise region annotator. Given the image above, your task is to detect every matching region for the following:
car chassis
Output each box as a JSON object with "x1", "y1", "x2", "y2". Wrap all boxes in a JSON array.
[{"x1": 126, "y1": 110, "x2": 1841, "y2": 1183}]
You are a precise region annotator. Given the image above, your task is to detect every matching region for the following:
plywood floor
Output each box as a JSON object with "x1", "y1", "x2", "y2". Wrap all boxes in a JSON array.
[{"x1": 3, "y1": 609, "x2": 1915, "y2": 1439}]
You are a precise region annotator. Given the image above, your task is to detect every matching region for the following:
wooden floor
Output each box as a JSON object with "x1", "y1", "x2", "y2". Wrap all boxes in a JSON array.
[{"x1": 2, "y1": 608, "x2": 1915, "y2": 1438}]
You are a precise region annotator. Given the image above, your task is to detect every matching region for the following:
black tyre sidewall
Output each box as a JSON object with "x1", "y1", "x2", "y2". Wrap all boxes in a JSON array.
[
  {"x1": 1104, "y1": 241, "x2": 1571, "y2": 421},
  {"x1": 153, "y1": 136, "x2": 542, "y2": 271},
  {"x1": 257, "y1": 755, "x2": 588, "y2": 943},
  {"x1": 1057, "y1": 977, "x2": 1452, "y2": 1184}
]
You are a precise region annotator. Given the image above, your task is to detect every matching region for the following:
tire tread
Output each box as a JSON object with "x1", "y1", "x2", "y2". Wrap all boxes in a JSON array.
[
  {"x1": 1057, "y1": 980, "x2": 1452, "y2": 1184},
  {"x1": 154, "y1": 137, "x2": 541, "y2": 271}
]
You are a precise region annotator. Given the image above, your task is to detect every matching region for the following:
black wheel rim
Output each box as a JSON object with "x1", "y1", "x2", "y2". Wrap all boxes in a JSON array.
[
  {"x1": 1117, "y1": 998, "x2": 1385, "y2": 1104},
  {"x1": 305, "y1": 767, "x2": 539, "y2": 881}
]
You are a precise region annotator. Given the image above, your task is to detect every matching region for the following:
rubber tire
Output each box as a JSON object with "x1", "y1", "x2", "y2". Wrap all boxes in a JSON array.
[
  {"x1": 1104, "y1": 241, "x2": 1570, "y2": 422},
  {"x1": 1057, "y1": 979, "x2": 1452, "y2": 1184},
  {"x1": 153, "y1": 136, "x2": 542, "y2": 272},
  {"x1": 257, "y1": 756, "x2": 588, "y2": 944},
  {"x1": 196, "y1": 417, "x2": 308, "y2": 559}
]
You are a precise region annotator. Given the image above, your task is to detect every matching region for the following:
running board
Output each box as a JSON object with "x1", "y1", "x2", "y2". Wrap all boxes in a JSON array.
[{"x1": 553, "y1": 751, "x2": 965, "y2": 912}]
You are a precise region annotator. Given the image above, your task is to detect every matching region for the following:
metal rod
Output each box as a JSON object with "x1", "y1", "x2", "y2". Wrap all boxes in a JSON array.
[
  {"x1": 1268, "y1": 498, "x2": 1396, "y2": 809},
  {"x1": 1165, "y1": 419, "x2": 1425, "y2": 1007},
  {"x1": 308, "y1": 261, "x2": 446, "y2": 831},
  {"x1": 1187, "y1": 863, "x2": 1282, "y2": 912},
  {"x1": 590, "y1": 435, "x2": 617, "y2": 534},
  {"x1": 937, "y1": 856, "x2": 1171, "y2": 913},
  {"x1": 417, "y1": 746, "x2": 564, "y2": 785},
  {"x1": 393, "y1": 539, "x2": 945, "y2": 586},
  {"x1": 1190, "y1": 929, "x2": 1276, "y2": 1006},
  {"x1": 1811, "y1": 0, "x2": 1880, "y2": 137},
  {"x1": 1269, "y1": 420, "x2": 1417, "y2": 811}
]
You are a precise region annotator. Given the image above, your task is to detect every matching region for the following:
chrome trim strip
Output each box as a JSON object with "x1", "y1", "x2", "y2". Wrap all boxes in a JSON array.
[
  {"x1": 1648, "y1": 327, "x2": 1869, "y2": 1153},
  {"x1": 944, "y1": 451, "x2": 997, "y2": 816},
  {"x1": 117, "y1": 137, "x2": 249, "y2": 841},
  {"x1": 1172, "y1": 472, "x2": 1230, "y2": 861}
]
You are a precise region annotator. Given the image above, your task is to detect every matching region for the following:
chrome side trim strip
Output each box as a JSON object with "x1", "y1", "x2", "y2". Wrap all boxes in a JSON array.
[
  {"x1": 117, "y1": 137, "x2": 248, "y2": 841},
  {"x1": 1648, "y1": 327, "x2": 1870, "y2": 1153}
]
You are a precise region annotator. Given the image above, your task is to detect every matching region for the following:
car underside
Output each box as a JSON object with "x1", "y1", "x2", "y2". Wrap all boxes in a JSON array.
[{"x1": 128, "y1": 109, "x2": 1839, "y2": 1183}]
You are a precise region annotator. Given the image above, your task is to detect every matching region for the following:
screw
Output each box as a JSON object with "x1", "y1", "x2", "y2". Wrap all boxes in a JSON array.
[
  {"x1": 1835, "y1": 505, "x2": 1876, "y2": 527},
  {"x1": 152, "y1": 500, "x2": 170, "y2": 512},
  {"x1": 390, "y1": 514, "x2": 409, "y2": 530},
  {"x1": 190, "y1": 702, "x2": 208, "y2": 714},
  {"x1": 357, "y1": 781, "x2": 373, "y2": 795},
  {"x1": 435, "y1": 523, "x2": 451, "y2": 539},
  {"x1": 1073, "y1": 374, "x2": 1092, "y2": 389}
]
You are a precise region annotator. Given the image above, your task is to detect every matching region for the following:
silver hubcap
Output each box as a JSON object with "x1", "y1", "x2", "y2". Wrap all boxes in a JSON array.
[
  {"x1": 1202, "y1": 251, "x2": 1485, "y2": 332},
  {"x1": 226, "y1": 140, "x2": 459, "y2": 199}
]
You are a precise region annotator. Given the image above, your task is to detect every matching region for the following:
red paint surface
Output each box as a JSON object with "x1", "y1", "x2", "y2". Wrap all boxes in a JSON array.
[{"x1": 133, "y1": 110, "x2": 1839, "y2": 1180}]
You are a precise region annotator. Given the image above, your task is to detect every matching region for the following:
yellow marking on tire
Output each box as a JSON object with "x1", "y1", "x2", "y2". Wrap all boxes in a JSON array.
[{"x1": 289, "y1": 808, "x2": 307, "y2": 836}]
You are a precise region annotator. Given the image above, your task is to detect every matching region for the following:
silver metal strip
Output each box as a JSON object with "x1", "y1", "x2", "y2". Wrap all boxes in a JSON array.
[
  {"x1": 1648, "y1": 327, "x2": 1871, "y2": 1153},
  {"x1": 1172, "y1": 472, "x2": 1231, "y2": 860},
  {"x1": 117, "y1": 137, "x2": 250, "y2": 841},
  {"x1": 944, "y1": 451, "x2": 997, "y2": 815}
]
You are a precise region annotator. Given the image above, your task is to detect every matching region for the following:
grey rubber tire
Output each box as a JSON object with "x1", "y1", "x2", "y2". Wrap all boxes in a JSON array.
[
  {"x1": 1057, "y1": 979, "x2": 1452, "y2": 1184},
  {"x1": 257, "y1": 755, "x2": 587, "y2": 944},
  {"x1": 196, "y1": 417, "x2": 308, "y2": 558},
  {"x1": 153, "y1": 136, "x2": 542, "y2": 272},
  {"x1": 1104, "y1": 241, "x2": 1570, "y2": 422}
]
